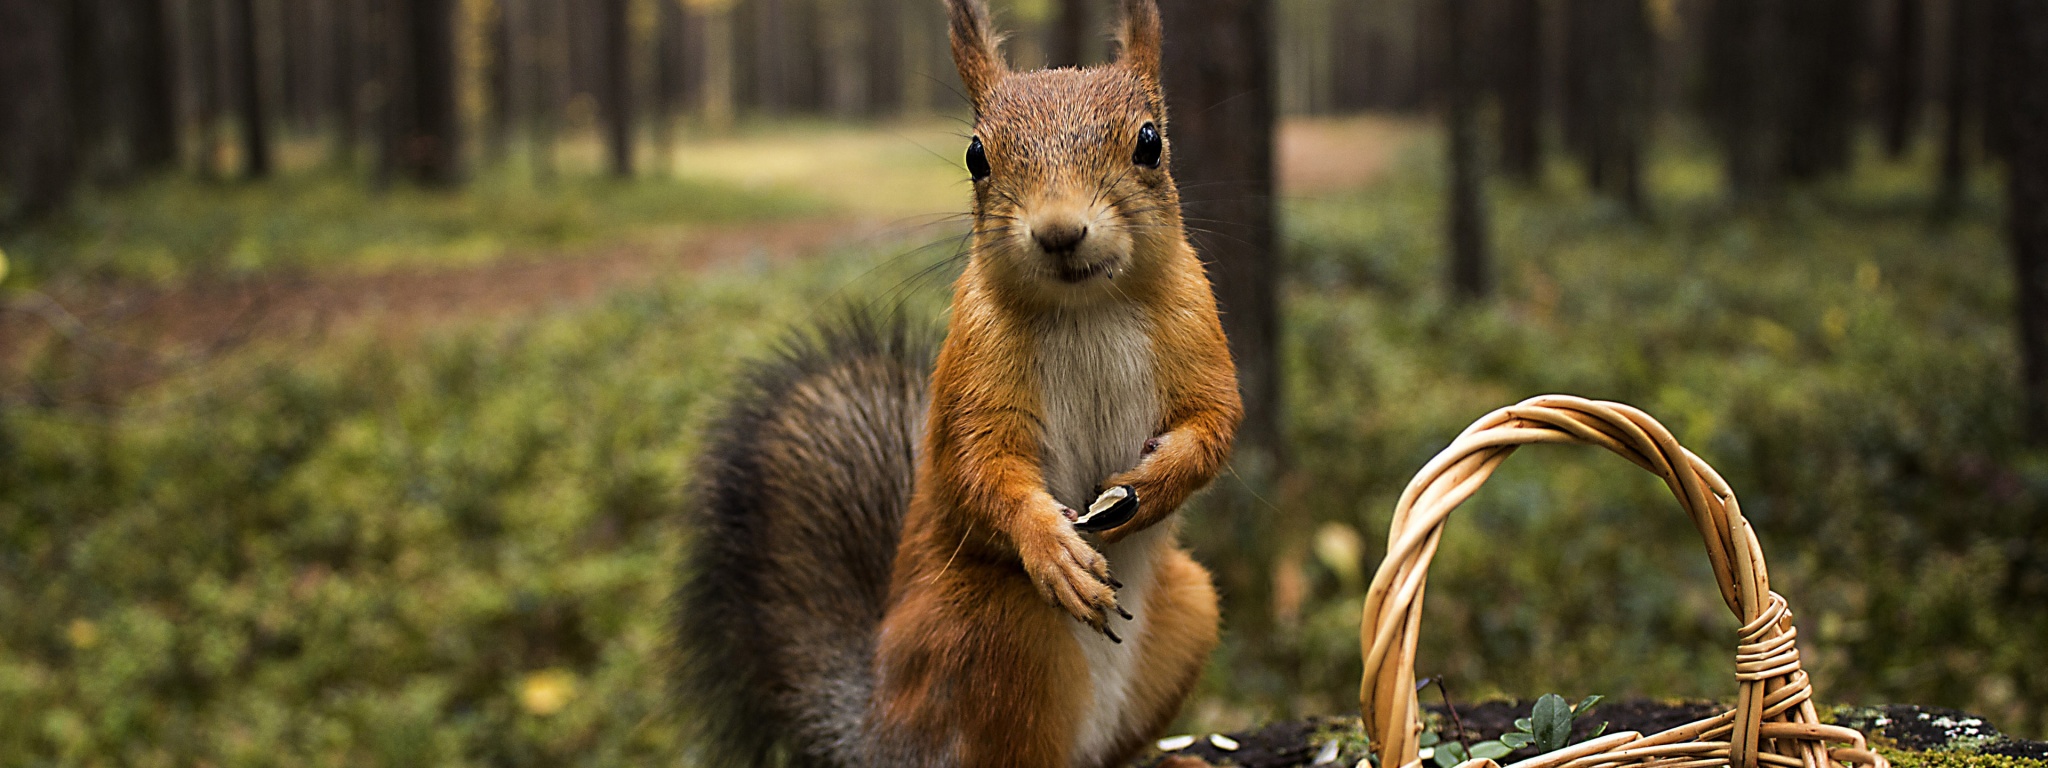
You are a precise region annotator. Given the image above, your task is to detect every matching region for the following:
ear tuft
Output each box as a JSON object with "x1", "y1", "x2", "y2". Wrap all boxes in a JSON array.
[
  {"x1": 945, "y1": 0, "x2": 1006, "y2": 111},
  {"x1": 1116, "y1": 0, "x2": 1163, "y2": 85}
]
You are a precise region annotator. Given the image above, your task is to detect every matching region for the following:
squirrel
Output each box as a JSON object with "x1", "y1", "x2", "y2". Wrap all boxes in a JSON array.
[{"x1": 673, "y1": 0, "x2": 1244, "y2": 765}]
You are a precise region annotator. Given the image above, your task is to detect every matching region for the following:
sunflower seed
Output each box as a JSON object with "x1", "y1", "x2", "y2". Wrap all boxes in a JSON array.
[{"x1": 1156, "y1": 735, "x2": 1196, "y2": 751}]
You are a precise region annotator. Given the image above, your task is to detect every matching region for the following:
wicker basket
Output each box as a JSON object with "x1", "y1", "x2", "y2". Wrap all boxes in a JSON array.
[{"x1": 1359, "y1": 395, "x2": 1888, "y2": 768}]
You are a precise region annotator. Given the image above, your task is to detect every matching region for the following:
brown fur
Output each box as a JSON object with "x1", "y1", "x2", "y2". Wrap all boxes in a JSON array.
[
  {"x1": 674, "y1": 1, "x2": 1239, "y2": 765},
  {"x1": 866, "y1": 0, "x2": 1243, "y2": 765}
]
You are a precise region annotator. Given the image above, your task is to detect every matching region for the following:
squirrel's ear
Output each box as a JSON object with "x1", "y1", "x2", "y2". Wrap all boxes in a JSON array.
[
  {"x1": 1115, "y1": 0, "x2": 1163, "y2": 85},
  {"x1": 945, "y1": 0, "x2": 1005, "y2": 110}
]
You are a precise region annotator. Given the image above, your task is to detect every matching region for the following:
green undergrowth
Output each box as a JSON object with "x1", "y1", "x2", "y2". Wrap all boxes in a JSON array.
[
  {"x1": 3, "y1": 129, "x2": 2044, "y2": 764},
  {"x1": 1209, "y1": 136, "x2": 2045, "y2": 737},
  {"x1": 1879, "y1": 748, "x2": 2048, "y2": 768},
  {"x1": 0, "y1": 166, "x2": 819, "y2": 285}
]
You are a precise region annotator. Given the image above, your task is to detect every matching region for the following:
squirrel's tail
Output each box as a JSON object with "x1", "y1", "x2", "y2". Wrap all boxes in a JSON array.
[{"x1": 673, "y1": 309, "x2": 933, "y2": 768}]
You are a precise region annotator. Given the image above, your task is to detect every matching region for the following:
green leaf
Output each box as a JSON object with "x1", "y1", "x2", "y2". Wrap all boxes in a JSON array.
[
  {"x1": 1532, "y1": 694, "x2": 1572, "y2": 753},
  {"x1": 1588, "y1": 722, "x2": 1610, "y2": 740},
  {"x1": 1472, "y1": 741, "x2": 1513, "y2": 760},
  {"x1": 1421, "y1": 731, "x2": 1441, "y2": 748},
  {"x1": 1500, "y1": 733, "x2": 1535, "y2": 749},
  {"x1": 1514, "y1": 718, "x2": 1533, "y2": 732},
  {"x1": 1573, "y1": 695, "x2": 1605, "y2": 717},
  {"x1": 1435, "y1": 743, "x2": 1468, "y2": 768}
]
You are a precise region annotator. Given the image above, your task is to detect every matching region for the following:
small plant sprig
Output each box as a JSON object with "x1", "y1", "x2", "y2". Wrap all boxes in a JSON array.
[{"x1": 1424, "y1": 694, "x2": 1609, "y2": 768}]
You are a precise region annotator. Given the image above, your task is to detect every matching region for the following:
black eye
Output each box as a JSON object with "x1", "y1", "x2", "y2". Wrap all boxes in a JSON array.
[
  {"x1": 967, "y1": 137, "x2": 991, "y2": 181},
  {"x1": 1133, "y1": 122, "x2": 1162, "y2": 168}
]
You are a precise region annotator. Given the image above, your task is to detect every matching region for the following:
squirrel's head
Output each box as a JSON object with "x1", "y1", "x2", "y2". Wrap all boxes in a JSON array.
[{"x1": 947, "y1": 0, "x2": 1183, "y2": 304}]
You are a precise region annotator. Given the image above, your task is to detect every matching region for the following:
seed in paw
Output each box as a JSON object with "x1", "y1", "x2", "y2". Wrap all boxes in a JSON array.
[{"x1": 1073, "y1": 485, "x2": 1138, "y2": 532}]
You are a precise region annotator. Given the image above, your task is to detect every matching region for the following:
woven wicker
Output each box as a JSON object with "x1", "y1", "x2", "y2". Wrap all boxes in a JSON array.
[{"x1": 1359, "y1": 395, "x2": 1889, "y2": 768}]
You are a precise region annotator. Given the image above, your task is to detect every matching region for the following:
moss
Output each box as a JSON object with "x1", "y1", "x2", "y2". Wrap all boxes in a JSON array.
[{"x1": 1878, "y1": 747, "x2": 2048, "y2": 768}]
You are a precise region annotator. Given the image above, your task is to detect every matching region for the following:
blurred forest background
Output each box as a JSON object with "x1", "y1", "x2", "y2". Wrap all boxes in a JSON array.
[{"x1": 4, "y1": 0, "x2": 2048, "y2": 763}]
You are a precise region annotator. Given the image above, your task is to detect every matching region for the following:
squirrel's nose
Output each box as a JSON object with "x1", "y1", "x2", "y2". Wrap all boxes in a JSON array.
[{"x1": 1031, "y1": 220, "x2": 1089, "y2": 255}]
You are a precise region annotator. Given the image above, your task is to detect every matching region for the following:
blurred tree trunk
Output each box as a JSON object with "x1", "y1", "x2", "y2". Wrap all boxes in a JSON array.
[
  {"x1": 1446, "y1": 0, "x2": 1491, "y2": 299},
  {"x1": 1329, "y1": 0, "x2": 1371, "y2": 111},
  {"x1": 603, "y1": 0, "x2": 634, "y2": 177},
  {"x1": 529, "y1": 0, "x2": 568, "y2": 180},
  {"x1": 131, "y1": 0, "x2": 180, "y2": 171},
  {"x1": 0, "y1": 0, "x2": 78, "y2": 222},
  {"x1": 699, "y1": 2, "x2": 735, "y2": 130},
  {"x1": 1996, "y1": 0, "x2": 2048, "y2": 436},
  {"x1": 487, "y1": 0, "x2": 516, "y2": 163},
  {"x1": 192, "y1": 0, "x2": 227, "y2": 177},
  {"x1": 1161, "y1": 0, "x2": 1279, "y2": 473},
  {"x1": 1495, "y1": 0, "x2": 1542, "y2": 182},
  {"x1": 654, "y1": 0, "x2": 684, "y2": 163},
  {"x1": 1564, "y1": 0, "x2": 1648, "y2": 213},
  {"x1": 793, "y1": 0, "x2": 826, "y2": 112},
  {"x1": 866, "y1": 0, "x2": 902, "y2": 115},
  {"x1": 1778, "y1": 0, "x2": 1864, "y2": 181},
  {"x1": 65, "y1": 0, "x2": 106, "y2": 178},
  {"x1": 330, "y1": 0, "x2": 359, "y2": 166},
  {"x1": 231, "y1": 0, "x2": 271, "y2": 178},
  {"x1": 1935, "y1": 0, "x2": 1983, "y2": 221},
  {"x1": 1705, "y1": 0, "x2": 1774, "y2": 198},
  {"x1": 680, "y1": 1, "x2": 708, "y2": 114},
  {"x1": 384, "y1": 0, "x2": 461, "y2": 186},
  {"x1": 413, "y1": 0, "x2": 462, "y2": 184},
  {"x1": 1046, "y1": 0, "x2": 1088, "y2": 68},
  {"x1": 1881, "y1": 0, "x2": 1925, "y2": 159},
  {"x1": 1159, "y1": 0, "x2": 1281, "y2": 647}
]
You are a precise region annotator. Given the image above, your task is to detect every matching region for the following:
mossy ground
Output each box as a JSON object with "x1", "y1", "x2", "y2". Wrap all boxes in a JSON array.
[{"x1": 2, "y1": 120, "x2": 2041, "y2": 763}]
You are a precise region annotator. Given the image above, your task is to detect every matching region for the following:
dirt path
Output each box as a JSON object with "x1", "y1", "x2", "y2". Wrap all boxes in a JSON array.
[
  {"x1": 0, "y1": 217, "x2": 877, "y2": 403},
  {"x1": 0, "y1": 117, "x2": 1418, "y2": 404}
]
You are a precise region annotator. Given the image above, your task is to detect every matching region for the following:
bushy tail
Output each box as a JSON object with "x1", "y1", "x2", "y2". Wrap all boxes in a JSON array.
[{"x1": 673, "y1": 310, "x2": 934, "y2": 768}]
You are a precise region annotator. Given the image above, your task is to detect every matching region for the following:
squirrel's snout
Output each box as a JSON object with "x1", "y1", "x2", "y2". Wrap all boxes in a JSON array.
[{"x1": 1030, "y1": 219, "x2": 1089, "y2": 255}]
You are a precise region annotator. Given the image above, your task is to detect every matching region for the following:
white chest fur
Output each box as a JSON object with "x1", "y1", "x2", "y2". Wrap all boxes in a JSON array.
[{"x1": 1031, "y1": 305, "x2": 1162, "y2": 767}]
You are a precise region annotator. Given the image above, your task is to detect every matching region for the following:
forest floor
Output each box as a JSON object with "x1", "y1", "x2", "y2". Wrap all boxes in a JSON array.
[
  {"x1": 1139, "y1": 703, "x2": 2048, "y2": 768},
  {"x1": 0, "y1": 115, "x2": 1420, "y2": 404},
  {"x1": 5, "y1": 117, "x2": 2039, "y2": 765}
]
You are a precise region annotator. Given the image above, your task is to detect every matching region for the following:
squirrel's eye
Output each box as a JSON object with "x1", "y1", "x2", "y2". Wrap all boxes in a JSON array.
[
  {"x1": 966, "y1": 137, "x2": 991, "y2": 181},
  {"x1": 1133, "y1": 122, "x2": 1162, "y2": 168}
]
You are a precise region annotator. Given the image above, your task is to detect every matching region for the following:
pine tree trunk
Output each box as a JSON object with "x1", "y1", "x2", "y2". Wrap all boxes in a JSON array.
[
  {"x1": 1496, "y1": 0, "x2": 1542, "y2": 182},
  {"x1": 409, "y1": 0, "x2": 462, "y2": 185},
  {"x1": 131, "y1": 0, "x2": 179, "y2": 170},
  {"x1": 654, "y1": 0, "x2": 683, "y2": 161},
  {"x1": 866, "y1": 0, "x2": 902, "y2": 115},
  {"x1": 1706, "y1": 0, "x2": 1772, "y2": 198},
  {"x1": 602, "y1": 0, "x2": 633, "y2": 177},
  {"x1": 1159, "y1": 0, "x2": 1282, "y2": 685},
  {"x1": 1329, "y1": 0, "x2": 1371, "y2": 111},
  {"x1": 331, "y1": 0, "x2": 358, "y2": 166},
  {"x1": 1935, "y1": 0, "x2": 1982, "y2": 220},
  {"x1": 1882, "y1": 0, "x2": 1925, "y2": 159},
  {"x1": 1995, "y1": 0, "x2": 2048, "y2": 435},
  {"x1": 1047, "y1": 0, "x2": 1088, "y2": 68},
  {"x1": 0, "y1": 0, "x2": 78, "y2": 222},
  {"x1": 1446, "y1": 0, "x2": 1492, "y2": 300},
  {"x1": 1160, "y1": 0, "x2": 1281, "y2": 474},
  {"x1": 232, "y1": 0, "x2": 271, "y2": 178}
]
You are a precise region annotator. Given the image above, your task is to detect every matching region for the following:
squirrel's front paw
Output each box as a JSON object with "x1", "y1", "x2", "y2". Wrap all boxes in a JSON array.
[{"x1": 1021, "y1": 524, "x2": 1130, "y2": 642}]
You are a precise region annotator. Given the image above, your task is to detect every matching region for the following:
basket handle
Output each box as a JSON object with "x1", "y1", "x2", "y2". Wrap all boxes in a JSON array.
[{"x1": 1358, "y1": 395, "x2": 1825, "y2": 768}]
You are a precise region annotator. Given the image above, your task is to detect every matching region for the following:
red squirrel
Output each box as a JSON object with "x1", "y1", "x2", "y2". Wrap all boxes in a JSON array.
[{"x1": 675, "y1": 0, "x2": 1243, "y2": 764}]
